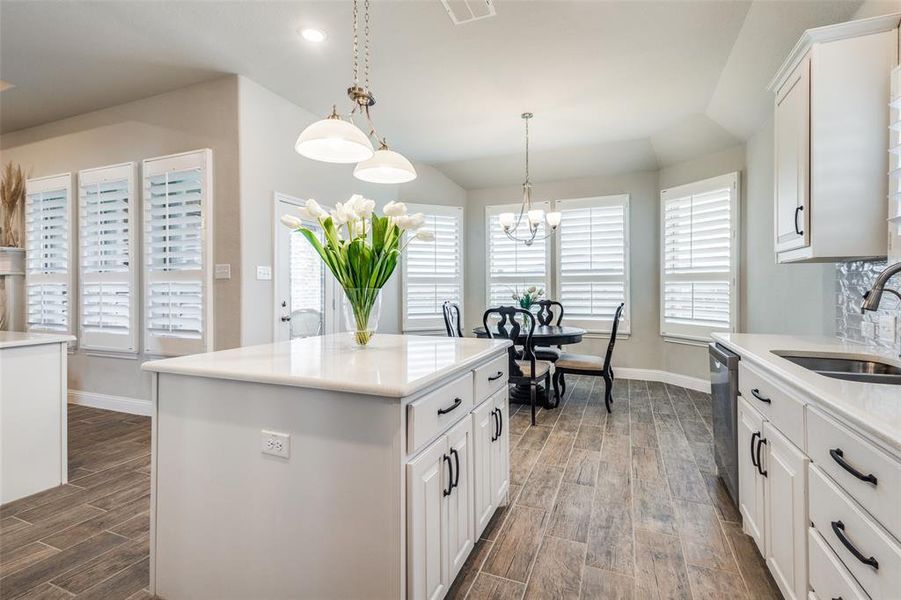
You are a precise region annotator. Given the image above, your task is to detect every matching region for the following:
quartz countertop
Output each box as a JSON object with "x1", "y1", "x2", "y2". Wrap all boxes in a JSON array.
[
  {"x1": 0, "y1": 331, "x2": 75, "y2": 349},
  {"x1": 143, "y1": 334, "x2": 512, "y2": 398},
  {"x1": 712, "y1": 333, "x2": 901, "y2": 453}
]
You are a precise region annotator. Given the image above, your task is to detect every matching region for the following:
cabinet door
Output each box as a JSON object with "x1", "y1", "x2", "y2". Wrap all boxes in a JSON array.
[
  {"x1": 738, "y1": 397, "x2": 766, "y2": 554},
  {"x1": 445, "y1": 417, "x2": 474, "y2": 583},
  {"x1": 407, "y1": 436, "x2": 449, "y2": 600},
  {"x1": 774, "y1": 55, "x2": 810, "y2": 253},
  {"x1": 764, "y1": 422, "x2": 809, "y2": 600},
  {"x1": 472, "y1": 398, "x2": 496, "y2": 539},
  {"x1": 491, "y1": 389, "x2": 510, "y2": 506}
]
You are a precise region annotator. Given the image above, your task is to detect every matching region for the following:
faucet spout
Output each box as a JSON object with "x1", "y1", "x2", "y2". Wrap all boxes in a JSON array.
[{"x1": 861, "y1": 261, "x2": 901, "y2": 312}]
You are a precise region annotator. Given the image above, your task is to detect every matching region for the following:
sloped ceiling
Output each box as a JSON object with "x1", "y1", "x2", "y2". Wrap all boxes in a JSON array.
[{"x1": 0, "y1": 0, "x2": 864, "y2": 189}]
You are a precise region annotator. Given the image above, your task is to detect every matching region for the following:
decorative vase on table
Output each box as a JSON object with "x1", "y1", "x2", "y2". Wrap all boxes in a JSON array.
[{"x1": 281, "y1": 195, "x2": 433, "y2": 347}]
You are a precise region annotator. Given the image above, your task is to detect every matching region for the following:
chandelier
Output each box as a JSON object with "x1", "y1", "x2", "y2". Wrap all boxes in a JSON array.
[
  {"x1": 294, "y1": 0, "x2": 417, "y2": 184},
  {"x1": 498, "y1": 113, "x2": 560, "y2": 245}
]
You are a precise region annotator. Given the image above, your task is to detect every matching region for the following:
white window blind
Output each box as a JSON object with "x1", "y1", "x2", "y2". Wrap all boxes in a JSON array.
[
  {"x1": 143, "y1": 149, "x2": 213, "y2": 356},
  {"x1": 555, "y1": 195, "x2": 630, "y2": 334},
  {"x1": 402, "y1": 204, "x2": 464, "y2": 332},
  {"x1": 661, "y1": 172, "x2": 739, "y2": 341},
  {"x1": 78, "y1": 163, "x2": 137, "y2": 352},
  {"x1": 486, "y1": 202, "x2": 550, "y2": 309},
  {"x1": 25, "y1": 174, "x2": 74, "y2": 336}
]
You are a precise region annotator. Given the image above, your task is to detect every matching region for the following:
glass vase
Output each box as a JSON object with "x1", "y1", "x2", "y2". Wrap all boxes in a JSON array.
[{"x1": 342, "y1": 288, "x2": 382, "y2": 346}]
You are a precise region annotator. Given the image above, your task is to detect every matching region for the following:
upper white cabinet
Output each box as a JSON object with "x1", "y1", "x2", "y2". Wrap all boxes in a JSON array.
[{"x1": 769, "y1": 14, "x2": 900, "y2": 263}]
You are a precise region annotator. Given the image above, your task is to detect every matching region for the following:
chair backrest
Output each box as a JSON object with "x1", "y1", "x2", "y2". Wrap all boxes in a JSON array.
[
  {"x1": 603, "y1": 302, "x2": 626, "y2": 370},
  {"x1": 290, "y1": 309, "x2": 322, "y2": 338},
  {"x1": 534, "y1": 300, "x2": 564, "y2": 327},
  {"x1": 442, "y1": 301, "x2": 464, "y2": 338},
  {"x1": 482, "y1": 306, "x2": 536, "y2": 378}
]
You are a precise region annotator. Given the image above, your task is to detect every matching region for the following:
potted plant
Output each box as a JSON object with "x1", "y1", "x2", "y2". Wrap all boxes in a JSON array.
[
  {"x1": 281, "y1": 195, "x2": 433, "y2": 346},
  {"x1": 512, "y1": 286, "x2": 545, "y2": 311}
]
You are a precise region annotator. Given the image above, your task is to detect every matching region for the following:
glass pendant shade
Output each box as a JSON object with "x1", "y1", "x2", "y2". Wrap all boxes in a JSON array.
[
  {"x1": 499, "y1": 212, "x2": 516, "y2": 229},
  {"x1": 546, "y1": 211, "x2": 562, "y2": 228},
  {"x1": 295, "y1": 115, "x2": 375, "y2": 164},
  {"x1": 353, "y1": 147, "x2": 417, "y2": 183},
  {"x1": 527, "y1": 209, "x2": 545, "y2": 225}
]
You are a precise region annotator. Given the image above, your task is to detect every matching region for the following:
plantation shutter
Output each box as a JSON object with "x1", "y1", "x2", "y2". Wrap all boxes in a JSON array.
[
  {"x1": 556, "y1": 195, "x2": 630, "y2": 333},
  {"x1": 25, "y1": 174, "x2": 74, "y2": 336},
  {"x1": 486, "y1": 202, "x2": 550, "y2": 308},
  {"x1": 78, "y1": 163, "x2": 137, "y2": 352},
  {"x1": 143, "y1": 149, "x2": 212, "y2": 356},
  {"x1": 402, "y1": 204, "x2": 464, "y2": 332},
  {"x1": 661, "y1": 172, "x2": 739, "y2": 341}
]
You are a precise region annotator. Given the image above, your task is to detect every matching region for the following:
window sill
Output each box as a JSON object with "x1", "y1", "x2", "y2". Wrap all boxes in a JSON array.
[
  {"x1": 662, "y1": 335, "x2": 713, "y2": 347},
  {"x1": 82, "y1": 350, "x2": 139, "y2": 360},
  {"x1": 582, "y1": 331, "x2": 631, "y2": 340}
]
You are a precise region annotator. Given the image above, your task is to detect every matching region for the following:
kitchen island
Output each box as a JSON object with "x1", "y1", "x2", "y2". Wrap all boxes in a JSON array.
[{"x1": 143, "y1": 333, "x2": 512, "y2": 600}]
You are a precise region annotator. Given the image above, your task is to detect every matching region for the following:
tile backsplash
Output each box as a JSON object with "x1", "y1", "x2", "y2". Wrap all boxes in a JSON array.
[{"x1": 836, "y1": 259, "x2": 901, "y2": 355}]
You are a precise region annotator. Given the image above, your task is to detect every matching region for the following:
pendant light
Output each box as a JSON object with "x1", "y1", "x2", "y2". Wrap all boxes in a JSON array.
[
  {"x1": 294, "y1": 0, "x2": 416, "y2": 183},
  {"x1": 498, "y1": 113, "x2": 561, "y2": 246}
]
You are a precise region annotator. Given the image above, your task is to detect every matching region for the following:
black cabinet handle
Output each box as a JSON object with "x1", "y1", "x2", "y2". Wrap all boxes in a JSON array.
[
  {"x1": 488, "y1": 371, "x2": 504, "y2": 382},
  {"x1": 490, "y1": 409, "x2": 499, "y2": 442},
  {"x1": 751, "y1": 389, "x2": 771, "y2": 404},
  {"x1": 442, "y1": 454, "x2": 453, "y2": 496},
  {"x1": 451, "y1": 448, "x2": 460, "y2": 490},
  {"x1": 831, "y1": 520, "x2": 879, "y2": 570},
  {"x1": 497, "y1": 407, "x2": 503, "y2": 439},
  {"x1": 750, "y1": 432, "x2": 760, "y2": 468},
  {"x1": 437, "y1": 398, "x2": 462, "y2": 416},
  {"x1": 830, "y1": 448, "x2": 878, "y2": 486},
  {"x1": 756, "y1": 437, "x2": 767, "y2": 477},
  {"x1": 794, "y1": 205, "x2": 804, "y2": 235}
]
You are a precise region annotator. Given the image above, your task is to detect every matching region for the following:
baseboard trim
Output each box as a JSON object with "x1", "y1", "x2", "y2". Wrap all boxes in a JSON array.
[
  {"x1": 615, "y1": 368, "x2": 711, "y2": 394},
  {"x1": 68, "y1": 390, "x2": 152, "y2": 416}
]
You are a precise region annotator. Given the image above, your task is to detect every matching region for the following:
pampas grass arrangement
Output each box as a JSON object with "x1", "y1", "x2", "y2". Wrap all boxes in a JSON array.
[{"x1": 1, "y1": 162, "x2": 26, "y2": 248}]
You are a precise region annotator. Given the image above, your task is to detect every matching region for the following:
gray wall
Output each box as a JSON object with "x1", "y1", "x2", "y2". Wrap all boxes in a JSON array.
[{"x1": 0, "y1": 77, "x2": 242, "y2": 400}]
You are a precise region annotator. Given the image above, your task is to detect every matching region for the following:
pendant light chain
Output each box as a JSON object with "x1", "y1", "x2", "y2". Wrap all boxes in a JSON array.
[
  {"x1": 352, "y1": 0, "x2": 359, "y2": 85},
  {"x1": 524, "y1": 115, "x2": 530, "y2": 184},
  {"x1": 364, "y1": 0, "x2": 371, "y2": 91}
]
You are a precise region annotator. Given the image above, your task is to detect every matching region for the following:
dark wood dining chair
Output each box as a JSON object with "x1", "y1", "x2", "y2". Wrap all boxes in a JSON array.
[
  {"x1": 442, "y1": 301, "x2": 463, "y2": 338},
  {"x1": 551, "y1": 302, "x2": 625, "y2": 412},
  {"x1": 483, "y1": 306, "x2": 552, "y2": 426},
  {"x1": 533, "y1": 300, "x2": 564, "y2": 362}
]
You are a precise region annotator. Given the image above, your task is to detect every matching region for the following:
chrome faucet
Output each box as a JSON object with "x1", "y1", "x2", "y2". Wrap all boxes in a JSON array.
[{"x1": 861, "y1": 261, "x2": 901, "y2": 312}]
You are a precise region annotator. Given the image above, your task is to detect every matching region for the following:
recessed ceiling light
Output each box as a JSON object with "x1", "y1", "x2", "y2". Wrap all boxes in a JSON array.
[{"x1": 300, "y1": 28, "x2": 326, "y2": 43}]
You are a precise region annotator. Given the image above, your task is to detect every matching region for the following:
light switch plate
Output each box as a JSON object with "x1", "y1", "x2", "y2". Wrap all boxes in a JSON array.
[
  {"x1": 261, "y1": 430, "x2": 290, "y2": 459},
  {"x1": 861, "y1": 321, "x2": 876, "y2": 338},
  {"x1": 878, "y1": 314, "x2": 896, "y2": 342},
  {"x1": 214, "y1": 264, "x2": 231, "y2": 280},
  {"x1": 256, "y1": 266, "x2": 272, "y2": 281}
]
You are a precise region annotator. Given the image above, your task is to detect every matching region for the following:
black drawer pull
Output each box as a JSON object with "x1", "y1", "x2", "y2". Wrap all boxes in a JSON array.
[
  {"x1": 750, "y1": 431, "x2": 760, "y2": 468},
  {"x1": 442, "y1": 454, "x2": 453, "y2": 497},
  {"x1": 829, "y1": 448, "x2": 878, "y2": 486},
  {"x1": 794, "y1": 205, "x2": 804, "y2": 235},
  {"x1": 437, "y1": 398, "x2": 462, "y2": 416},
  {"x1": 497, "y1": 407, "x2": 503, "y2": 439},
  {"x1": 831, "y1": 520, "x2": 878, "y2": 570},
  {"x1": 751, "y1": 388, "x2": 771, "y2": 404},
  {"x1": 451, "y1": 448, "x2": 460, "y2": 490},
  {"x1": 756, "y1": 437, "x2": 767, "y2": 477},
  {"x1": 488, "y1": 370, "x2": 504, "y2": 382}
]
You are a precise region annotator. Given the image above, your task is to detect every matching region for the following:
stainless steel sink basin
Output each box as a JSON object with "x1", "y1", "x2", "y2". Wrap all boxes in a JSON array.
[{"x1": 772, "y1": 351, "x2": 901, "y2": 385}]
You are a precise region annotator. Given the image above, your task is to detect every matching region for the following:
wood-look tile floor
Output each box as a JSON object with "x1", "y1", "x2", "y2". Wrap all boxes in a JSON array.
[
  {"x1": 0, "y1": 404, "x2": 151, "y2": 600},
  {"x1": 447, "y1": 377, "x2": 783, "y2": 600}
]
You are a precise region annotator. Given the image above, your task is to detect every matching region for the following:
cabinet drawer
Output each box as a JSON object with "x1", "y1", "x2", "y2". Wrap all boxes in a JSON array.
[
  {"x1": 738, "y1": 362, "x2": 805, "y2": 447},
  {"x1": 807, "y1": 405, "x2": 901, "y2": 538},
  {"x1": 473, "y1": 354, "x2": 508, "y2": 403},
  {"x1": 408, "y1": 372, "x2": 474, "y2": 455},
  {"x1": 808, "y1": 527, "x2": 868, "y2": 600},
  {"x1": 809, "y1": 464, "x2": 901, "y2": 599}
]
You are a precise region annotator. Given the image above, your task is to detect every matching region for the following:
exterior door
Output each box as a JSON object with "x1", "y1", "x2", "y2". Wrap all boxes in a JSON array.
[
  {"x1": 274, "y1": 193, "x2": 336, "y2": 341},
  {"x1": 472, "y1": 398, "x2": 496, "y2": 538},
  {"x1": 738, "y1": 397, "x2": 766, "y2": 554},
  {"x1": 406, "y1": 436, "x2": 448, "y2": 600},
  {"x1": 774, "y1": 55, "x2": 810, "y2": 253}
]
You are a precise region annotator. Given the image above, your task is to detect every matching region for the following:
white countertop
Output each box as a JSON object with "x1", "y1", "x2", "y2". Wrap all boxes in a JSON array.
[
  {"x1": 0, "y1": 331, "x2": 75, "y2": 349},
  {"x1": 713, "y1": 333, "x2": 901, "y2": 453},
  {"x1": 143, "y1": 333, "x2": 512, "y2": 398}
]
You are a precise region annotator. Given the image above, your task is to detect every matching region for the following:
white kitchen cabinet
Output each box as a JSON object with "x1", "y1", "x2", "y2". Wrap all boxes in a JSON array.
[
  {"x1": 472, "y1": 387, "x2": 510, "y2": 540},
  {"x1": 408, "y1": 436, "x2": 449, "y2": 600},
  {"x1": 738, "y1": 396, "x2": 767, "y2": 554},
  {"x1": 444, "y1": 418, "x2": 474, "y2": 582},
  {"x1": 769, "y1": 14, "x2": 900, "y2": 263},
  {"x1": 490, "y1": 390, "x2": 510, "y2": 506},
  {"x1": 764, "y1": 421, "x2": 809, "y2": 600}
]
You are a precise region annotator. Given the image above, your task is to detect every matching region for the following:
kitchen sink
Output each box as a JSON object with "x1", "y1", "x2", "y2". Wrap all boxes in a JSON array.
[{"x1": 772, "y1": 351, "x2": 901, "y2": 385}]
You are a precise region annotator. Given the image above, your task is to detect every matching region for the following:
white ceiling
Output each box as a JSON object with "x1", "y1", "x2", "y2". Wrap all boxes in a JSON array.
[{"x1": 0, "y1": 0, "x2": 864, "y2": 188}]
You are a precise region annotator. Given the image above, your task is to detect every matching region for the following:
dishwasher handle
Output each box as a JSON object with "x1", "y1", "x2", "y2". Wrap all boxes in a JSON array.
[{"x1": 709, "y1": 343, "x2": 739, "y2": 368}]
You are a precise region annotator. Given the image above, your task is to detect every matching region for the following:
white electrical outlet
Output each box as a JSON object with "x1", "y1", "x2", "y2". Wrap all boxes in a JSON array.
[
  {"x1": 261, "y1": 430, "x2": 290, "y2": 458},
  {"x1": 256, "y1": 266, "x2": 272, "y2": 281},
  {"x1": 861, "y1": 321, "x2": 876, "y2": 338},
  {"x1": 878, "y1": 314, "x2": 897, "y2": 342}
]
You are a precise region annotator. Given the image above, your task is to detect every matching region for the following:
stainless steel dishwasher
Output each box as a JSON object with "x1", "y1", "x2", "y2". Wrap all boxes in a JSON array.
[{"x1": 709, "y1": 343, "x2": 740, "y2": 507}]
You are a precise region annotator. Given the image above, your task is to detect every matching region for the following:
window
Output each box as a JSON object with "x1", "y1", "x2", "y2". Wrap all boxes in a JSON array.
[
  {"x1": 402, "y1": 204, "x2": 464, "y2": 332},
  {"x1": 661, "y1": 172, "x2": 739, "y2": 341},
  {"x1": 143, "y1": 149, "x2": 213, "y2": 356},
  {"x1": 555, "y1": 195, "x2": 630, "y2": 334},
  {"x1": 78, "y1": 163, "x2": 137, "y2": 352},
  {"x1": 25, "y1": 173, "x2": 74, "y2": 336},
  {"x1": 486, "y1": 202, "x2": 550, "y2": 308}
]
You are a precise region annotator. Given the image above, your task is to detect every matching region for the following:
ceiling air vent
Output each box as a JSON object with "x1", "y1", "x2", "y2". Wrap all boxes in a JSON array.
[{"x1": 441, "y1": 0, "x2": 496, "y2": 25}]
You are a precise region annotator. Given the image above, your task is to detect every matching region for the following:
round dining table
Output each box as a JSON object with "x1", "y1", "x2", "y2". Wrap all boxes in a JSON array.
[{"x1": 472, "y1": 324, "x2": 587, "y2": 407}]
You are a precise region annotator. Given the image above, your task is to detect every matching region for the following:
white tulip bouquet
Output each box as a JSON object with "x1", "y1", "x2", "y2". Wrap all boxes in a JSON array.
[{"x1": 281, "y1": 195, "x2": 434, "y2": 345}]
